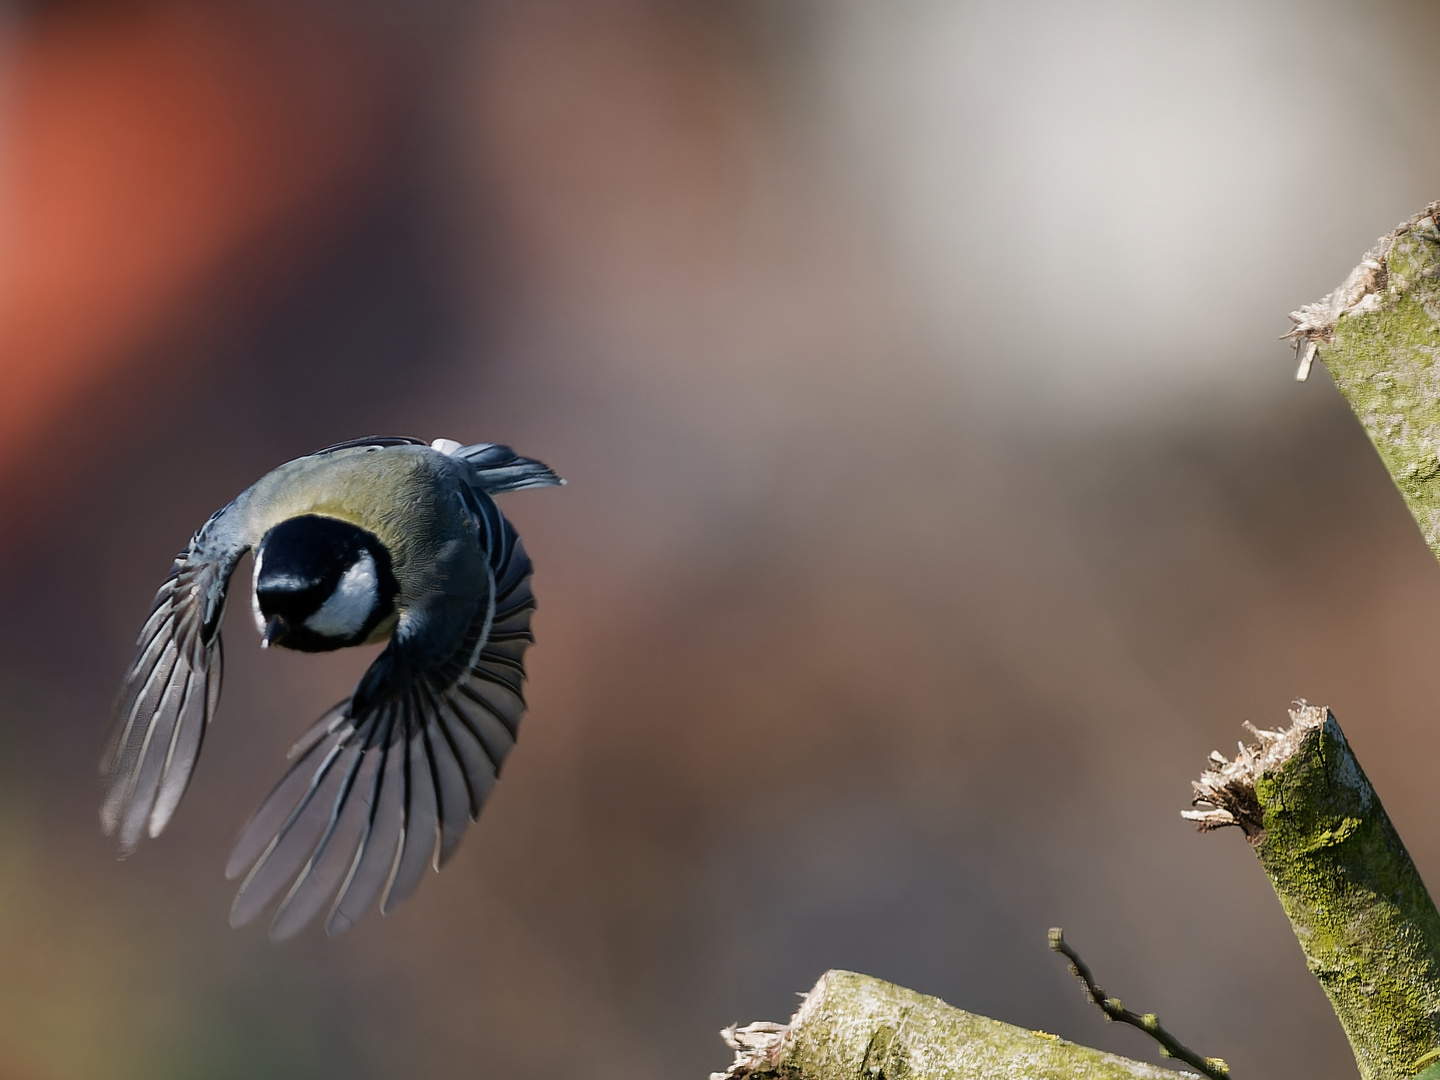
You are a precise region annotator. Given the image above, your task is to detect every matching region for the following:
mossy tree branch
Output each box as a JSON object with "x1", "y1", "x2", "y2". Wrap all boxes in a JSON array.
[
  {"x1": 1288, "y1": 202, "x2": 1440, "y2": 557},
  {"x1": 1186, "y1": 704, "x2": 1440, "y2": 1080},
  {"x1": 710, "y1": 969, "x2": 1198, "y2": 1080}
]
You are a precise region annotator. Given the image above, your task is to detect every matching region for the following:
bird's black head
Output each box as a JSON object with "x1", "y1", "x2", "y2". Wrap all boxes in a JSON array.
[{"x1": 252, "y1": 515, "x2": 398, "y2": 653}]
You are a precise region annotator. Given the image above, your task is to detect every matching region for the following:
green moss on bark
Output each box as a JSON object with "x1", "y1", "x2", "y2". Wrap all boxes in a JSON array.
[
  {"x1": 713, "y1": 970, "x2": 1192, "y2": 1080},
  {"x1": 1294, "y1": 206, "x2": 1440, "y2": 558},
  {"x1": 1258, "y1": 716, "x2": 1440, "y2": 1079},
  {"x1": 1189, "y1": 706, "x2": 1440, "y2": 1080}
]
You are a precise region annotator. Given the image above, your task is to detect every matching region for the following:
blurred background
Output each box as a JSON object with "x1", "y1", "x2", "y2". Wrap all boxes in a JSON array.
[{"x1": 1, "y1": 1, "x2": 1439, "y2": 1077}]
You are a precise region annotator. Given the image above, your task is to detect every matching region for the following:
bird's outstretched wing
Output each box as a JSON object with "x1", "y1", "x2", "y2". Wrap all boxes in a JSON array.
[
  {"x1": 226, "y1": 494, "x2": 537, "y2": 939},
  {"x1": 101, "y1": 522, "x2": 244, "y2": 853}
]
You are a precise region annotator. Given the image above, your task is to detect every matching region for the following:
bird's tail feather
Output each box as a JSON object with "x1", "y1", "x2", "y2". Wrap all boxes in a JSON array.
[{"x1": 453, "y1": 443, "x2": 564, "y2": 494}]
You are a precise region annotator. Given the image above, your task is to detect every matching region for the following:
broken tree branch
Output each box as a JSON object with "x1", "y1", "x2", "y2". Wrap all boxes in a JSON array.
[
  {"x1": 1186, "y1": 703, "x2": 1440, "y2": 1080},
  {"x1": 709, "y1": 969, "x2": 1197, "y2": 1080},
  {"x1": 1287, "y1": 203, "x2": 1440, "y2": 561}
]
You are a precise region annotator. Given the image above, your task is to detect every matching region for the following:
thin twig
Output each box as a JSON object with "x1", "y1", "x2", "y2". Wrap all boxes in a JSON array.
[{"x1": 1048, "y1": 928, "x2": 1230, "y2": 1080}]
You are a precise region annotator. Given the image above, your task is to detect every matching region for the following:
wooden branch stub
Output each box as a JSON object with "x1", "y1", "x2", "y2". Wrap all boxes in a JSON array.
[
  {"x1": 711, "y1": 970, "x2": 1195, "y2": 1080},
  {"x1": 1188, "y1": 703, "x2": 1440, "y2": 1080},
  {"x1": 1287, "y1": 204, "x2": 1440, "y2": 562}
]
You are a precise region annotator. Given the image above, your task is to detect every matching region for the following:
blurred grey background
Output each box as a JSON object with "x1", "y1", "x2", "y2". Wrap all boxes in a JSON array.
[{"x1": 1, "y1": 1, "x2": 1438, "y2": 1077}]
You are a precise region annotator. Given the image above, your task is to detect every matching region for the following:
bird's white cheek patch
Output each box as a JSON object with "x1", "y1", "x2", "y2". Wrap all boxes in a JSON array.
[
  {"x1": 251, "y1": 546, "x2": 267, "y2": 638},
  {"x1": 305, "y1": 551, "x2": 380, "y2": 639}
]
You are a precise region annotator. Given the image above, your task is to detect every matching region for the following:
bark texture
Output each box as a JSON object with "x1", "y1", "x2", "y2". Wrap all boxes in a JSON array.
[
  {"x1": 1289, "y1": 203, "x2": 1440, "y2": 558},
  {"x1": 710, "y1": 970, "x2": 1192, "y2": 1080},
  {"x1": 1186, "y1": 704, "x2": 1440, "y2": 1080}
]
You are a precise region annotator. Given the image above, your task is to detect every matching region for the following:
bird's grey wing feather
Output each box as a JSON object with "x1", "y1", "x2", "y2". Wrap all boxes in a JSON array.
[
  {"x1": 227, "y1": 495, "x2": 538, "y2": 938},
  {"x1": 101, "y1": 518, "x2": 245, "y2": 853}
]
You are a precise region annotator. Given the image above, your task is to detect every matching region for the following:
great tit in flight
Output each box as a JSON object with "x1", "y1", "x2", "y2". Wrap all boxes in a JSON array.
[{"x1": 101, "y1": 436, "x2": 563, "y2": 938}]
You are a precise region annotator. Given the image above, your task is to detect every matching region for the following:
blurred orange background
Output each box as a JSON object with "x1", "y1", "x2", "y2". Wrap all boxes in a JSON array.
[{"x1": 3, "y1": 1, "x2": 1440, "y2": 1078}]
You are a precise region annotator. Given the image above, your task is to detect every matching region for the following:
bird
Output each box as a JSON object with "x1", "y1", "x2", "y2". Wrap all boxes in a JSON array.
[{"x1": 100, "y1": 435, "x2": 563, "y2": 939}]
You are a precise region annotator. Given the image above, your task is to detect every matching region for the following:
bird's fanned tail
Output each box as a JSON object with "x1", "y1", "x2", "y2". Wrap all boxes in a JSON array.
[{"x1": 453, "y1": 441, "x2": 565, "y2": 494}]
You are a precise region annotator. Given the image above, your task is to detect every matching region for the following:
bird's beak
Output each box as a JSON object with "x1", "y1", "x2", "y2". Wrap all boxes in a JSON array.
[{"x1": 262, "y1": 615, "x2": 287, "y2": 649}]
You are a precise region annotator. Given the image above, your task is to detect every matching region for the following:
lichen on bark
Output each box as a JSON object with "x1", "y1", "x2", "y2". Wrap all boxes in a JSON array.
[
  {"x1": 1187, "y1": 704, "x2": 1440, "y2": 1080},
  {"x1": 711, "y1": 970, "x2": 1194, "y2": 1080}
]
